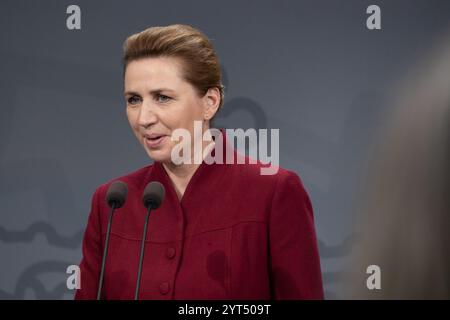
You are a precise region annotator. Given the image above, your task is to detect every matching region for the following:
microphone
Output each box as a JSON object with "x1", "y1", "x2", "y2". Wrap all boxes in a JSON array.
[
  {"x1": 97, "y1": 180, "x2": 128, "y2": 300},
  {"x1": 134, "y1": 181, "x2": 165, "y2": 300}
]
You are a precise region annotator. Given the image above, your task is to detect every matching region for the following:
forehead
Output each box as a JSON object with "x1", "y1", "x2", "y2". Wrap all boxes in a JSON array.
[{"x1": 124, "y1": 56, "x2": 186, "y2": 92}]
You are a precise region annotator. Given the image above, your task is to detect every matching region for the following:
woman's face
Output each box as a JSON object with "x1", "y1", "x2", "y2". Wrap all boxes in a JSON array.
[{"x1": 124, "y1": 56, "x2": 218, "y2": 164}]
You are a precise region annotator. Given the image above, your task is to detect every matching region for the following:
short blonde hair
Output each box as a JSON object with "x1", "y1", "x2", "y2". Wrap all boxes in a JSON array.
[{"x1": 123, "y1": 24, "x2": 225, "y2": 111}]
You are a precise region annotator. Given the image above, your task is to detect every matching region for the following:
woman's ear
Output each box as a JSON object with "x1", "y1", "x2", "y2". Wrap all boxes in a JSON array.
[{"x1": 203, "y1": 87, "x2": 221, "y2": 121}]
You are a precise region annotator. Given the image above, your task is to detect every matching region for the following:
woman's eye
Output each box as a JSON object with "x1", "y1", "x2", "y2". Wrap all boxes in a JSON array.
[
  {"x1": 156, "y1": 94, "x2": 171, "y2": 103},
  {"x1": 127, "y1": 95, "x2": 141, "y2": 105}
]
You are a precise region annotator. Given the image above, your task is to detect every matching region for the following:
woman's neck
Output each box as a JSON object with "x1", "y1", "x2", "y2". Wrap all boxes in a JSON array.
[{"x1": 162, "y1": 136, "x2": 215, "y2": 201}]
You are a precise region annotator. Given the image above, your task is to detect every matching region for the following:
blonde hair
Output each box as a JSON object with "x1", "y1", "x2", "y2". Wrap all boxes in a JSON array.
[{"x1": 122, "y1": 24, "x2": 225, "y2": 112}]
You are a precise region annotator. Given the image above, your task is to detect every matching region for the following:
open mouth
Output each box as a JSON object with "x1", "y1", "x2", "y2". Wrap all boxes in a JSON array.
[{"x1": 144, "y1": 135, "x2": 166, "y2": 148}]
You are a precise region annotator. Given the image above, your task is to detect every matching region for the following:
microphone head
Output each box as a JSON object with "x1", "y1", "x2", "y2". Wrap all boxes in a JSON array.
[
  {"x1": 106, "y1": 181, "x2": 128, "y2": 209},
  {"x1": 142, "y1": 181, "x2": 165, "y2": 209}
]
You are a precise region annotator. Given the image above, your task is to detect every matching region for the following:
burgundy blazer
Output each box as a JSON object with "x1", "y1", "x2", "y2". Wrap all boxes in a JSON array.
[{"x1": 75, "y1": 131, "x2": 324, "y2": 300}]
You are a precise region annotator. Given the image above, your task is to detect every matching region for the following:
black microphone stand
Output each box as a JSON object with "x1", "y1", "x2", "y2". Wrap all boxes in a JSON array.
[
  {"x1": 97, "y1": 203, "x2": 116, "y2": 300},
  {"x1": 134, "y1": 204, "x2": 152, "y2": 300}
]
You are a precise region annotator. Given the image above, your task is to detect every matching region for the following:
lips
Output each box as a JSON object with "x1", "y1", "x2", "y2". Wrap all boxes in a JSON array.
[{"x1": 144, "y1": 133, "x2": 167, "y2": 148}]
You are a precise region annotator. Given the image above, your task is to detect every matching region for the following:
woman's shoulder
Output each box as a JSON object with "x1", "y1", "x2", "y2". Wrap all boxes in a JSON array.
[
  {"x1": 228, "y1": 158, "x2": 310, "y2": 205},
  {"x1": 233, "y1": 161, "x2": 313, "y2": 216},
  {"x1": 234, "y1": 156, "x2": 305, "y2": 188}
]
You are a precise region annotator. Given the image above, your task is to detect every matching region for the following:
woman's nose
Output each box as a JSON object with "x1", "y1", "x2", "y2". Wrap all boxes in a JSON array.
[{"x1": 137, "y1": 101, "x2": 158, "y2": 128}]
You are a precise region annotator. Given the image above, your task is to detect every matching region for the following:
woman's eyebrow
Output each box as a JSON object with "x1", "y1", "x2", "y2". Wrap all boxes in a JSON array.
[
  {"x1": 124, "y1": 90, "x2": 139, "y2": 96},
  {"x1": 149, "y1": 88, "x2": 176, "y2": 95},
  {"x1": 124, "y1": 88, "x2": 175, "y2": 96}
]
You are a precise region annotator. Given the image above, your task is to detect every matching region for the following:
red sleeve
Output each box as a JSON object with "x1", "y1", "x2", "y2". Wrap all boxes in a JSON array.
[
  {"x1": 268, "y1": 170, "x2": 324, "y2": 299},
  {"x1": 74, "y1": 187, "x2": 103, "y2": 300}
]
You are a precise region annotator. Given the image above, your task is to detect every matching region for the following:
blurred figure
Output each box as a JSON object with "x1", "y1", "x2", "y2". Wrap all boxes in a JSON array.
[{"x1": 346, "y1": 31, "x2": 450, "y2": 299}]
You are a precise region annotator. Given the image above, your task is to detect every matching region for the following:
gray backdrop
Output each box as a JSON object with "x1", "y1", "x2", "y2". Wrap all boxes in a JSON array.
[{"x1": 1, "y1": 0, "x2": 449, "y2": 299}]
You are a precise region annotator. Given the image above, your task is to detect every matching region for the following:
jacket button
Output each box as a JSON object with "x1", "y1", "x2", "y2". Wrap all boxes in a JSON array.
[
  {"x1": 159, "y1": 282, "x2": 170, "y2": 295},
  {"x1": 166, "y1": 247, "x2": 176, "y2": 259}
]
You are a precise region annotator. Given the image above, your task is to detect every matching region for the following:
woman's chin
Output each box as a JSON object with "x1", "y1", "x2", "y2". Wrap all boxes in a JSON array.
[{"x1": 146, "y1": 149, "x2": 171, "y2": 163}]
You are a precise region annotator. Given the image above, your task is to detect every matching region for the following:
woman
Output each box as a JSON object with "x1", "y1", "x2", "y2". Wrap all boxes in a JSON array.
[{"x1": 75, "y1": 24, "x2": 323, "y2": 300}]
